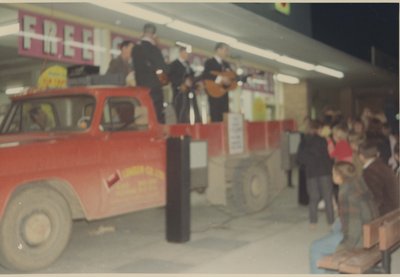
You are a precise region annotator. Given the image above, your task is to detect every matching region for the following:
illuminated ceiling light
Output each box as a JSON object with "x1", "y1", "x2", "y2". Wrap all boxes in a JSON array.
[
  {"x1": 231, "y1": 41, "x2": 279, "y2": 60},
  {"x1": 167, "y1": 20, "x2": 237, "y2": 44},
  {"x1": 276, "y1": 55, "x2": 315, "y2": 71},
  {"x1": 314, "y1": 65, "x2": 344, "y2": 78},
  {"x1": 0, "y1": 23, "x2": 19, "y2": 37},
  {"x1": 91, "y1": 2, "x2": 173, "y2": 25},
  {"x1": 275, "y1": 74, "x2": 300, "y2": 84}
]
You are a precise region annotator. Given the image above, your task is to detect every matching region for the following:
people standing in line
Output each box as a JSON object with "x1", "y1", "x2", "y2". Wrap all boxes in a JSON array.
[
  {"x1": 358, "y1": 141, "x2": 399, "y2": 216},
  {"x1": 106, "y1": 40, "x2": 136, "y2": 86},
  {"x1": 202, "y1": 42, "x2": 234, "y2": 122},
  {"x1": 168, "y1": 46, "x2": 201, "y2": 123},
  {"x1": 132, "y1": 23, "x2": 168, "y2": 123},
  {"x1": 297, "y1": 120, "x2": 335, "y2": 229},
  {"x1": 309, "y1": 161, "x2": 378, "y2": 274}
]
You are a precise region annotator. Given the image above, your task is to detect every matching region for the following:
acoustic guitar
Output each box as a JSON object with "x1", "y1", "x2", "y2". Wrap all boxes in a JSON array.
[
  {"x1": 204, "y1": 71, "x2": 237, "y2": 98},
  {"x1": 204, "y1": 70, "x2": 265, "y2": 98}
]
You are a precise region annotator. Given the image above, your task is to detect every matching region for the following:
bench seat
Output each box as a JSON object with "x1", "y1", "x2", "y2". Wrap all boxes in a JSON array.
[
  {"x1": 317, "y1": 208, "x2": 400, "y2": 274},
  {"x1": 317, "y1": 247, "x2": 381, "y2": 273}
]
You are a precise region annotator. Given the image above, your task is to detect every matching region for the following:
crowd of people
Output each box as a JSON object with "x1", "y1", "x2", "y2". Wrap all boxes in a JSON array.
[
  {"x1": 297, "y1": 106, "x2": 399, "y2": 274},
  {"x1": 107, "y1": 23, "x2": 236, "y2": 124}
]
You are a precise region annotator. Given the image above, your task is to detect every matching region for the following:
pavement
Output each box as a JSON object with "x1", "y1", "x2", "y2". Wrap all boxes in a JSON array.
[{"x1": 0, "y1": 183, "x2": 399, "y2": 275}]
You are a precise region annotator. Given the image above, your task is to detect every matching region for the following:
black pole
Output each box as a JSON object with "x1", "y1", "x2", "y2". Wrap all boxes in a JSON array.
[{"x1": 166, "y1": 136, "x2": 191, "y2": 243}]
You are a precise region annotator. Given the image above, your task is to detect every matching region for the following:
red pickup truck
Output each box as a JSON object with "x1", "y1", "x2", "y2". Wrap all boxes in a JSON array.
[{"x1": 0, "y1": 86, "x2": 295, "y2": 271}]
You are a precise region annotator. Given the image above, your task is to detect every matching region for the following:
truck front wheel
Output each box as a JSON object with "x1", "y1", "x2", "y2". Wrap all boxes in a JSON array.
[
  {"x1": 231, "y1": 160, "x2": 269, "y2": 214},
  {"x1": 0, "y1": 186, "x2": 72, "y2": 272}
]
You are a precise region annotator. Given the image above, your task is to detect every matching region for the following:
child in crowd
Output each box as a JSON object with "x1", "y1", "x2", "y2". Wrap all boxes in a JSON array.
[
  {"x1": 328, "y1": 124, "x2": 353, "y2": 162},
  {"x1": 358, "y1": 141, "x2": 399, "y2": 216},
  {"x1": 297, "y1": 120, "x2": 335, "y2": 229},
  {"x1": 309, "y1": 161, "x2": 378, "y2": 274}
]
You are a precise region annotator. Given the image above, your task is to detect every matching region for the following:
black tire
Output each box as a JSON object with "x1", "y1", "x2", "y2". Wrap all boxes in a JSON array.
[
  {"x1": 0, "y1": 186, "x2": 72, "y2": 272},
  {"x1": 231, "y1": 159, "x2": 269, "y2": 214}
]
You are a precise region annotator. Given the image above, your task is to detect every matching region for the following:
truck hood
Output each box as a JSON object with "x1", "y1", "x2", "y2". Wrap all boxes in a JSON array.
[{"x1": 0, "y1": 133, "x2": 70, "y2": 148}]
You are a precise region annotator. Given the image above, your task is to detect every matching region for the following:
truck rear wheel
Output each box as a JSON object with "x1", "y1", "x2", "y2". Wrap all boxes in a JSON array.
[
  {"x1": 231, "y1": 159, "x2": 269, "y2": 214},
  {"x1": 0, "y1": 186, "x2": 72, "y2": 272}
]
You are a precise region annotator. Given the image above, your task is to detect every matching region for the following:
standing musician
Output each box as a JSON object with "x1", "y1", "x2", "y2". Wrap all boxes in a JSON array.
[
  {"x1": 106, "y1": 40, "x2": 135, "y2": 86},
  {"x1": 132, "y1": 23, "x2": 168, "y2": 123},
  {"x1": 168, "y1": 46, "x2": 201, "y2": 123},
  {"x1": 202, "y1": 42, "x2": 235, "y2": 122}
]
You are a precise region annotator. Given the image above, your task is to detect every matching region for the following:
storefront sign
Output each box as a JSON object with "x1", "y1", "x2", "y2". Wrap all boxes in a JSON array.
[{"x1": 18, "y1": 10, "x2": 95, "y2": 65}]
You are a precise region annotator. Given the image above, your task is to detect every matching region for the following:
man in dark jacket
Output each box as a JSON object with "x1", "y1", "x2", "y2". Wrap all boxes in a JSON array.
[
  {"x1": 132, "y1": 23, "x2": 168, "y2": 123},
  {"x1": 297, "y1": 120, "x2": 335, "y2": 227},
  {"x1": 168, "y1": 46, "x2": 200, "y2": 123},
  {"x1": 202, "y1": 42, "x2": 233, "y2": 122},
  {"x1": 359, "y1": 140, "x2": 399, "y2": 215}
]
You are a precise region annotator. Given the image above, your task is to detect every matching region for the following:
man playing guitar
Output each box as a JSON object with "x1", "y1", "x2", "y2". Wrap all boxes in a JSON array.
[{"x1": 202, "y1": 42, "x2": 235, "y2": 122}]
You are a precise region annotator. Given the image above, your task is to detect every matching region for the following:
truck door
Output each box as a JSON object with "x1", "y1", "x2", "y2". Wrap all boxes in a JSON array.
[{"x1": 98, "y1": 96, "x2": 166, "y2": 218}]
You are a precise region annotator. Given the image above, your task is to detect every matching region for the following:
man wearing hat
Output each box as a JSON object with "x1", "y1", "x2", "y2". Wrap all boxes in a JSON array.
[{"x1": 132, "y1": 23, "x2": 168, "y2": 123}]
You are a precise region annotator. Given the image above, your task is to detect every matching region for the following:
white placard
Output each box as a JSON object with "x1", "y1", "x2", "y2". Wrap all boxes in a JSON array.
[{"x1": 227, "y1": 113, "x2": 245, "y2": 155}]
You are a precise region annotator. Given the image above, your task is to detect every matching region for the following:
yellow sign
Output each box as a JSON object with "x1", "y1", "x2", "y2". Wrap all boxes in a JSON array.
[
  {"x1": 275, "y1": 3, "x2": 291, "y2": 15},
  {"x1": 253, "y1": 97, "x2": 267, "y2": 121},
  {"x1": 37, "y1": 65, "x2": 67, "y2": 89}
]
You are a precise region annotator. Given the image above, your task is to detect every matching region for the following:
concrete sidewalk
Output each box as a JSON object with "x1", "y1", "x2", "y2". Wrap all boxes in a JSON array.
[{"x1": 1, "y1": 185, "x2": 398, "y2": 274}]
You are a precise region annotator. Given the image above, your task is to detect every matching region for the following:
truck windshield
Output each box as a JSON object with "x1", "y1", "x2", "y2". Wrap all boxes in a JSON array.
[{"x1": 0, "y1": 95, "x2": 95, "y2": 134}]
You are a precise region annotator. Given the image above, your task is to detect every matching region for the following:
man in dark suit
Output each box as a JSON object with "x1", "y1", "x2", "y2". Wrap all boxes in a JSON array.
[
  {"x1": 106, "y1": 40, "x2": 134, "y2": 82},
  {"x1": 202, "y1": 42, "x2": 233, "y2": 122},
  {"x1": 132, "y1": 23, "x2": 168, "y2": 123},
  {"x1": 168, "y1": 46, "x2": 200, "y2": 123},
  {"x1": 359, "y1": 141, "x2": 399, "y2": 215}
]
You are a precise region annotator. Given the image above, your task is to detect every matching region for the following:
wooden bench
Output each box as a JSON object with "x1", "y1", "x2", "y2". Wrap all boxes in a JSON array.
[{"x1": 317, "y1": 208, "x2": 400, "y2": 274}]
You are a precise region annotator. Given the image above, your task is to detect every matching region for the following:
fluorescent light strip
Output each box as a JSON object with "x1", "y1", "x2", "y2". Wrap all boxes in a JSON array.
[
  {"x1": 92, "y1": 3, "x2": 344, "y2": 79},
  {"x1": 64, "y1": 41, "x2": 106, "y2": 52},
  {"x1": 19, "y1": 31, "x2": 61, "y2": 43},
  {"x1": 276, "y1": 55, "x2": 315, "y2": 71},
  {"x1": 92, "y1": 2, "x2": 173, "y2": 25},
  {"x1": 314, "y1": 65, "x2": 344, "y2": 79},
  {"x1": 231, "y1": 41, "x2": 279, "y2": 60},
  {"x1": 0, "y1": 23, "x2": 19, "y2": 37},
  {"x1": 276, "y1": 74, "x2": 300, "y2": 84},
  {"x1": 167, "y1": 20, "x2": 237, "y2": 44}
]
